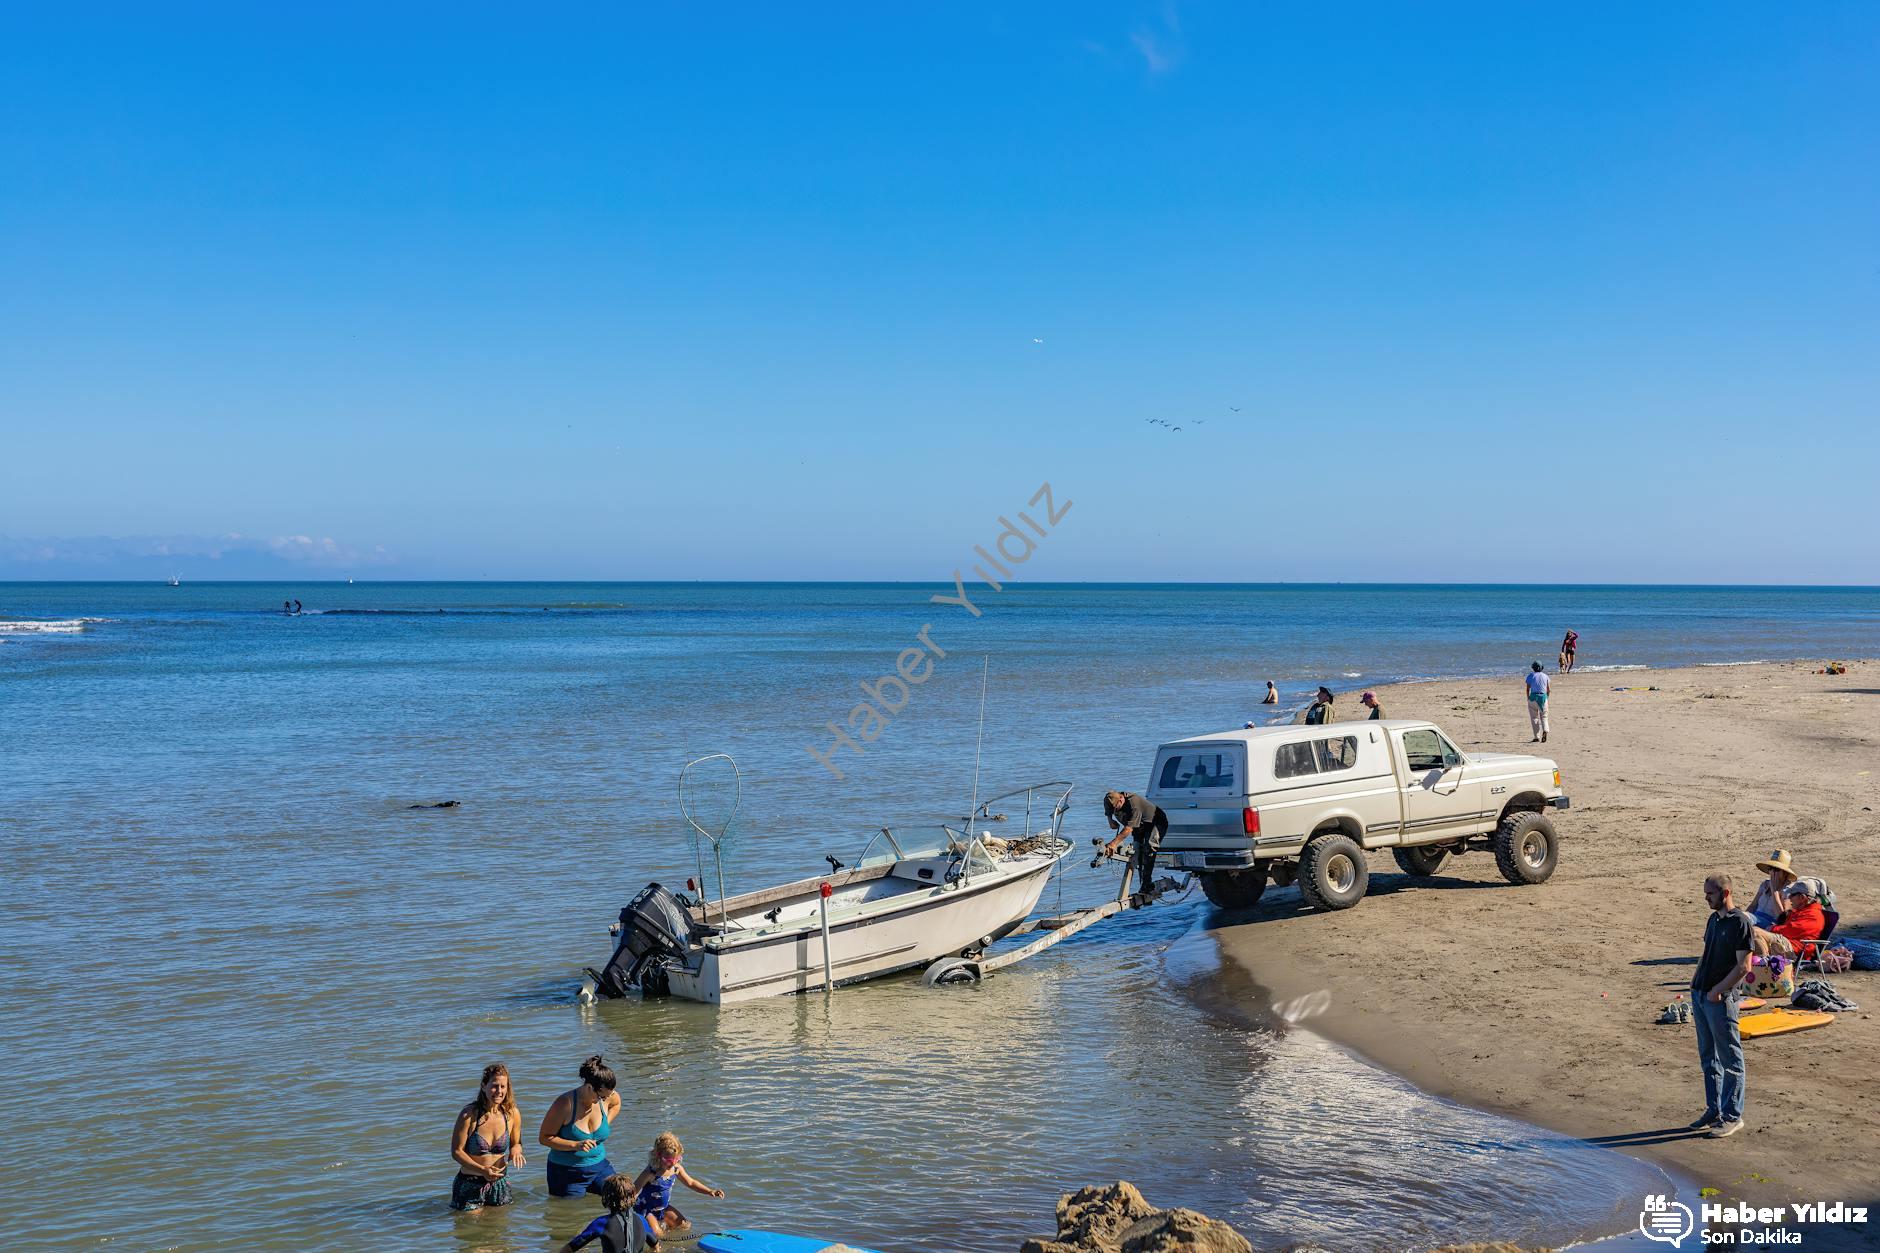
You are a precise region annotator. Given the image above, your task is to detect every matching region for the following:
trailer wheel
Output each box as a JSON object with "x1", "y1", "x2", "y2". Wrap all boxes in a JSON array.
[
  {"x1": 922, "y1": 957, "x2": 981, "y2": 987},
  {"x1": 1391, "y1": 845, "x2": 1449, "y2": 877},
  {"x1": 1200, "y1": 868, "x2": 1268, "y2": 909},
  {"x1": 1493, "y1": 811, "x2": 1558, "y2": 885},
  {"x1": 1298, "y1": 832, "x2": 1369, "y2": 911}
]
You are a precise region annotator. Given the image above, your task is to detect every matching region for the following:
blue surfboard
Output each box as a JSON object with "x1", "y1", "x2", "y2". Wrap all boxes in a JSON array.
[{"x1": 697, "y1": 1231, "x2": 883, "y2": 1253}]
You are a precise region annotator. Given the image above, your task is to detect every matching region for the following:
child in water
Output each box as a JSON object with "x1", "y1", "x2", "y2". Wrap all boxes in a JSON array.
[
  {"x1": 629, "y1": 1132, "x2": 725, "y2": 1246},
  {"x1": 558, "y1": 1174, "x2": 642, "y2": 1253}
]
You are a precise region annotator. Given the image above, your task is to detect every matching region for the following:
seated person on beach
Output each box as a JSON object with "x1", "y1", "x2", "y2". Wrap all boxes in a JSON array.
[
  {"x1": 558, "y1": 1174, "x2": 640, "y2": 1253},
  {"x1": 1262, "y1": 681, "x2": 1279, "y2": 704},
  {"x1": 1766, "y1": 881, "x2": 1826, "y2": 954},
  {"x1": 628, "y1": 1132, "x2": 725, "y2": 1247},
  {"x1": 1747, "y1": 850, "x2": 1799, "y2": 928}
]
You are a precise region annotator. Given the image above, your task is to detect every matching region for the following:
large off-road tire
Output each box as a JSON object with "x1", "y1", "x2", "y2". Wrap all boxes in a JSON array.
[
  {"x1": 1493, "y1": 811, "x2": 1559, "y2": 885},
  {"x1": 1391, "y1": 844, "x2": 1449, "y2": 877},
  {"x1": 1298, "y1": 832, "x2": 1369, "y2": 911},
  {"x1": 1200, "y1": 868, "x2": 1268, "y2": 909}
]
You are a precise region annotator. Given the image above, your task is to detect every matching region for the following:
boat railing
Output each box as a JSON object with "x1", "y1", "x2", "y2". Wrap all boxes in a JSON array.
[{"x1": 967, "y1": 780, "x2": 1074, "y2": 841}]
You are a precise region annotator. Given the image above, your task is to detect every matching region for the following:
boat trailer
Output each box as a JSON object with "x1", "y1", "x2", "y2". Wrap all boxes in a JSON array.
[{"x1": 921, "y1": 844, "x2": 1186, "y2": 987}]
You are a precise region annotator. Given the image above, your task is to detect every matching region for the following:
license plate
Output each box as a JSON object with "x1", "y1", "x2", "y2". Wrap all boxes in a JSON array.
[{"x1": 1172, "y1": 853, "x2": 1208, "y2": 869}]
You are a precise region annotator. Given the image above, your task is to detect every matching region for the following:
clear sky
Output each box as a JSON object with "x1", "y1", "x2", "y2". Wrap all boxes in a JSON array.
[{"x1": 2, "y1": 4, "x2": 1875, "y2": 583}]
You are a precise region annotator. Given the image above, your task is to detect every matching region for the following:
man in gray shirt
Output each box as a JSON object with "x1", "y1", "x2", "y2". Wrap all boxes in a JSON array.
[{"x1": 1100, "y1": 790, "x2": 1168, "y2": 907}]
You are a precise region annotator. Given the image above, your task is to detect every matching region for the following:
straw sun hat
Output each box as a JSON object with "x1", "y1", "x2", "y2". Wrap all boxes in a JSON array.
[{"x1": 1755, "y1": 849, "x2": 1798, "y2": 880}]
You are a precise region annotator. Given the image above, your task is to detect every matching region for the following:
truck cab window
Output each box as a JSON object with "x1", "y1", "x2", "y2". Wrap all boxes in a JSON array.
[{"x1": 1401, "y1": 729, "x2": 1446, "y2": 773}]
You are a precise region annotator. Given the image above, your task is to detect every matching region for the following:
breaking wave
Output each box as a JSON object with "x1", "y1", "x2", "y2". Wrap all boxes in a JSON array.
[{"x1": 0, "y1": 617, "x2": 109, "y2": 635}]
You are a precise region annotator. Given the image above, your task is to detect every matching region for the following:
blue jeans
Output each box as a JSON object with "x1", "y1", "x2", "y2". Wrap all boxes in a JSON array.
[
  {"x1": 1692, "y1": 994, "x2": 1745, "y2": 1122},
  {"x1": 1748, "y1": 909, "x2": 1777, "y2": 928}
]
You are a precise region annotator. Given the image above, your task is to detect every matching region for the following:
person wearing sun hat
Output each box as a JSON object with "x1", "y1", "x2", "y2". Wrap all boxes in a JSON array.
[{"x1": 1747, "y1": 850, "x2": 1799, "y2": 928}]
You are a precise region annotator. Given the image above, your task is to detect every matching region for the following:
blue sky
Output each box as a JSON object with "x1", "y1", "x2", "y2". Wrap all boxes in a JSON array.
[{"x1": 2, "y1": 4, "x2": 1875, "y2": 582}]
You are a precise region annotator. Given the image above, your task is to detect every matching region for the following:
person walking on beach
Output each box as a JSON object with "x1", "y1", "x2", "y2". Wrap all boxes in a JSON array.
[
  {"x1": 540, "y1": 1055, "x2": 621, "y2": 1196},
  {"x1": 1691, "y1": 873, "x2": 1753, "y2": 1138},
  {"x1": 1525, "y1": 663, "x2": 1551, "y2": 743},
  {"x1": 625, "y1": 1132, "x2": 725, "y2": 1247},
  {"x1": 450, "y1": 1063, "x2": 526, "y2": 1211},
  {"x1": 1305, "y1": 686, "x2": 1335, "y2": 725},
  {"x1": 1360, "y1": 690, "x2": 1385, "y2": 720},
  {"x1": 1100, "y1": 790, "x2": 1167, "y2": 907},
  {"x1": 1261, "y1": 681, "x2": 1278, "y2": 705},
  {"x1": 1559, "y1": 629, "x2": 1579, "y2": 673}
]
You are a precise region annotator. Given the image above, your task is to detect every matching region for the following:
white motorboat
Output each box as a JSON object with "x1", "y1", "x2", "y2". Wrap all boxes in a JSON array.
[{"x1": 588, "y1": 775, "x2": 1074, "y2": 1006}]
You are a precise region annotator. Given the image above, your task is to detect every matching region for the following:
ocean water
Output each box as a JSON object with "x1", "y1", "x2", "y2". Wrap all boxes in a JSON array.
[{"x1": 3, "y1": 581, "x2": 1875, "y2": 1252}]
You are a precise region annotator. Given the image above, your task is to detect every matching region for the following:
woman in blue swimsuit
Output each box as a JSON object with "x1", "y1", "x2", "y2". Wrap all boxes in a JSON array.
[
  {"x1": 539, "y1": 1055, "x2": 621, "y2": 1197},
  {"x1": 450, "y1": 1063, "x2": 525, "y2": 1210}
]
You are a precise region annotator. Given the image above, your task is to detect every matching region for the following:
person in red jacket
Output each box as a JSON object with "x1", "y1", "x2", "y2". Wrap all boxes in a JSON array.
[{"x1": 1769, "y1": 881, "x2": 1826, "y2": 951}]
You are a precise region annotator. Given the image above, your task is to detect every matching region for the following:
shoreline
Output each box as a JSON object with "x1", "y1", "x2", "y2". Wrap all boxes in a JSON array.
[{"x1": 1202, "y1": 660, "x2": 1880, "y2": 1249}]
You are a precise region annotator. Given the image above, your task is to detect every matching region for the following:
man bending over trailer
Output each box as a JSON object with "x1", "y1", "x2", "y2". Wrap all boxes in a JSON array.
[{"x1": 1100, "y1": 790, "x2": 1168, "y2": 907}]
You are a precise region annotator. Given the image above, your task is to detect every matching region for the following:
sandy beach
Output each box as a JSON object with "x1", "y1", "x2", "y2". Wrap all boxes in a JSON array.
[{"x1": 1210, "y1": 660, "x2": 1880, "y2": 1245}]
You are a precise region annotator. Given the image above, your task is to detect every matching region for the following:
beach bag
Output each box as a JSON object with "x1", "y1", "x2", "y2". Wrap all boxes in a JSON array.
[
  {"x1": 1746, "y1": 954, "x2": 1795, "y2": 1000},
  {"x1": 1816, "y1": 945, "x2": 1854, "y2": 974}
]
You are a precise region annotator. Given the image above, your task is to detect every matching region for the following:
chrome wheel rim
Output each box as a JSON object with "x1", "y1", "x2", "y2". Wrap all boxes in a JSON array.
[{"x1": 1522, "y1": 832, "x2": 1548, "y2": 868}]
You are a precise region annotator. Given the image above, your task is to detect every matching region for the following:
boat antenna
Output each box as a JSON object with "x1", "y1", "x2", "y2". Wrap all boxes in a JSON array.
[{"x1": 967, "y1": 655, "x2": 988, "y2": 840}]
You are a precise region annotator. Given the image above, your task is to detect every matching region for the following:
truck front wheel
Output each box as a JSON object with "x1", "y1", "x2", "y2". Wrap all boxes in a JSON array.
[
  {"x1": 1391, "y1": 845, "x2": 1448, "y2": 877},
  {"x1": 1493, "y1": 811, "x2": 1559, "y2": 885},
  {"x1": 1298, "y1": 833, "x2": 1369, "y2": 911},
  {"x1": 1200, "y1": 869, "x2": 1268, "y2": 909}
]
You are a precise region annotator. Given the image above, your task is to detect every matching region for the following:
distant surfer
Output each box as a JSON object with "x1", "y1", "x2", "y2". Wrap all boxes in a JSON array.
[
  {"x1": 294, "y1": 598, "x2": 303, "y2": 615},
  {"x1": 282, "y1": 600, "x2": 292, "y2": 615},
  {"x1": 1100, "y1": 790, "x2": 1167, "y2": 907}
]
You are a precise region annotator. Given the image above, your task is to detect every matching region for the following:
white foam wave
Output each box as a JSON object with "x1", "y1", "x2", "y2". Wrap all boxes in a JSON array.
[
  {"x1": 0, "y1": 617, "x2": 109, "y2": 635},
  {"x1": 1577, "y1": 663, "x2": 1646, "y2": 672},
  {"x1": 1698, "y1": 660, "x2": 1770, "y2": 667},
  {"x1": 1341, "y1": 671, "x2": 1362, "y2": 677}
]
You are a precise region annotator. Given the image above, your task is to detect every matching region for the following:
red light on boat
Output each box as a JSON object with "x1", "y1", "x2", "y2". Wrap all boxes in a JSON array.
[
  {"x1": 819, "y1": 882, "x2": 833, "y2": 898},
  {"x1": 687, "y1": 878, "x2": 696, "y2": 892},
  {"x1": 1242, "y1": 808, "x2": 1261, "y2": 835}
]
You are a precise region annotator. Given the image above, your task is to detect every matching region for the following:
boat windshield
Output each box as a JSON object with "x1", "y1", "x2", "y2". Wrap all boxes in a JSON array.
[{"x1": 857, "y1": 826, "x2": 958, "y2": 867}]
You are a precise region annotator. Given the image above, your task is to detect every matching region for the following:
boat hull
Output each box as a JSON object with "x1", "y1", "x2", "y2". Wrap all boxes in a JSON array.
[{"x1": 669, "y1": 860, "x2": 1057, "y2": 1005}]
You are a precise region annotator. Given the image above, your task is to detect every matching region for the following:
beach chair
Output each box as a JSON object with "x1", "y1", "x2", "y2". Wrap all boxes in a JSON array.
[{"x1": 1794, "y1": 908, "x2": 1843, "y2": 971}]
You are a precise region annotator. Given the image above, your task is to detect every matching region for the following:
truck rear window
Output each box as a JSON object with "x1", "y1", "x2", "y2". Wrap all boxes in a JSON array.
[
  {"x1": 1276, "y1": 736, "x2": 1359, "y2": 779},
  {"x1": 1156, "y1": 750, "x2": 1238, "y2": 792}
]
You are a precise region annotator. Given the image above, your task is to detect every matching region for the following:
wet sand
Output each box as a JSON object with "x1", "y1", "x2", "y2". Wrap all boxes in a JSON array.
[{"x1": 1207, "y1": 660, "x2": 1880, "y2": 1243}]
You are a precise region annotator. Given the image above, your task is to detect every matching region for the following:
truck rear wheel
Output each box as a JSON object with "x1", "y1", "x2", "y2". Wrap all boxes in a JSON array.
[
  {"x1": 1298, "y1": 833, "x2": 1369, "y2": 911},
  {"x1": 1200, "y1": 868, "x2": 1268, "y2": 909},
  {"x1": 1493, "y1": 811, "x2": 1558, "y2": 885},
  {"x1": 1391, "y1": 845, "x2": 1448, "y2": 877}
]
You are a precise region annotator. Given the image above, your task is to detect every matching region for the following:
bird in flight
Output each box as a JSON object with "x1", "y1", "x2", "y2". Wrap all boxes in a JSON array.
[
  {"x1": 1229, "y1": 406, "x2": 1241, "y2": 412},
  {"x1": 1031, "y1": 337, "x2": 1044, "y2": 344}
]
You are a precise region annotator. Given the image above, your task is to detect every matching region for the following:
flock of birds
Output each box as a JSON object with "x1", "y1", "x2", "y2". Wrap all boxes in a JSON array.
[
  {"x1": 1147, "y1": 406, "x2": 1238, "y2": 434},
  {"x1": 1025, "y1": 341, "x2": 1238, "y2": 435}
]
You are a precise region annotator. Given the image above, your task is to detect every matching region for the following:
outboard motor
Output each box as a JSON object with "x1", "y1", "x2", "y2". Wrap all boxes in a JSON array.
[{"x1": 590, "y1": 883, "x2": 694, "y2": 998}]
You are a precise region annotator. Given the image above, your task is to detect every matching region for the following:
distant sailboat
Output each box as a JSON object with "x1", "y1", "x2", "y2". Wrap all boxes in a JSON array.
[{"x1": 168, "y1": 574, "x2": 181, "y2": 587}]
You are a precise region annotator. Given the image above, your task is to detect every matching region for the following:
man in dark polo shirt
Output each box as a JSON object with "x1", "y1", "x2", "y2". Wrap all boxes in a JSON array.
[
  {"x1": 1691, "y1": 873, "x2": 1755, "y2": 1138},
  {"x1": 1100, "y1": 790, "x2": 1168, "y2": 907}
]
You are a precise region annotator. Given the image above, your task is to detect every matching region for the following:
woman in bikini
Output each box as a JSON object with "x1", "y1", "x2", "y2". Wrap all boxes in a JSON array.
[
  {"x1": 450, "y1": 1063, "x2": 525, "y2": 1211},
  {"x1": 539, "y1": 1055, "x2": 622, "y2": 1197}
]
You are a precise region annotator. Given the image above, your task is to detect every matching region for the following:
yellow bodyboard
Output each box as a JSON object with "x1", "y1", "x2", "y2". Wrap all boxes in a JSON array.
[{"x1": 1739, "y1": 1008, "x2": 1833, "y2": 1038}]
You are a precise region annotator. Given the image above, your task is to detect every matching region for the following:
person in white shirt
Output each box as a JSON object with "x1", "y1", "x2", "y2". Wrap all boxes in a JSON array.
[{"x1": 1525, "y1": 661, "x2": 1551, "y2": 742}]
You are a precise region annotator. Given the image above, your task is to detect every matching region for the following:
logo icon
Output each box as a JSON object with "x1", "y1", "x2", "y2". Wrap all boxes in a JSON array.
[{"x1": 1639, "y1": 1194, "x2": 1695, "y2": 1247}]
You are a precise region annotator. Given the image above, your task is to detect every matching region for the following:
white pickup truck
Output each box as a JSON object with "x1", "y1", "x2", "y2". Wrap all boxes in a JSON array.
[{"x1": 1147, "y1": 720, "x2": 1568, "y2": 911}]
